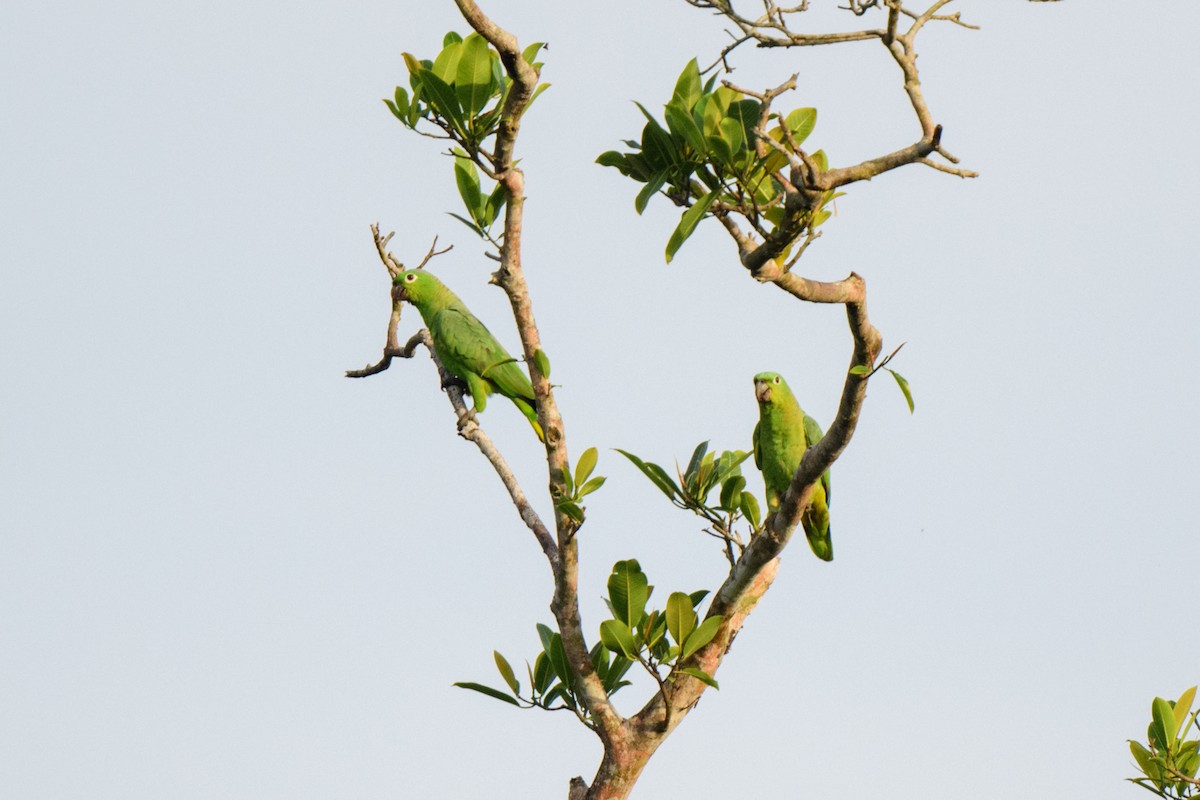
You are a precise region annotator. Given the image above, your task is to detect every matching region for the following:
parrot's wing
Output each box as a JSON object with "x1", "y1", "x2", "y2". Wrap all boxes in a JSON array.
[
  {"x1": 434, "y1": 307, "x2": 534, "y2": 403},
  {"x1": 803, "y1": 413, "x2": 830, "y2": 505},
  {"x1": 752, "y1": 421, "x2": 762, "y2": 470}
]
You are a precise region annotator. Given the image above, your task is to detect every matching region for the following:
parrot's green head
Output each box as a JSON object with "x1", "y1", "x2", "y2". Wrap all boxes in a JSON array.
[
  {"x1": 393, "y1": 269, "x2": 444, "y2": 307},
  {"x1": 754, "y1": 372, "x2": 792, "y2": 405}
]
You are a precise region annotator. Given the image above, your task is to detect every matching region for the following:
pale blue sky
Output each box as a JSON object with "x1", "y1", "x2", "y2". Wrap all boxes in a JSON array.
[{"x1": 2, "y1": 2, "x2": 1197, "y2": 798}]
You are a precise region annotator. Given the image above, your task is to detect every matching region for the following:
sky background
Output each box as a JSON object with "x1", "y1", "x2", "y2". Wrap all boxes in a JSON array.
[{"x1": 2, "y1": 1, "x2": 1198, "y2": 798}]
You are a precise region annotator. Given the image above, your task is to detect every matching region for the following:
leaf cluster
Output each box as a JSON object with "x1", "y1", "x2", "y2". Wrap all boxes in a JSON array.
[
  {"x1": 617, "y1": 441, "x2": 760, "y2": 562},
  {"x1": 598, "y1": 560, "x2": 723, "y2": 689},
  {"x1": 1130, "y1": 686, "x2": 1200, "y2": 799},
  {"x1": 385, "y1": 32, "x2": 550, "y2": 240},
  {"x1": 455, "y1": 625, "x2": 633, "y2": 728},
  {"x1": 555, "y1": 447, "x2": 606, "y2": 525},
  {"x1": 597, "y1": 59, "x2": 841, "y2": 262}
]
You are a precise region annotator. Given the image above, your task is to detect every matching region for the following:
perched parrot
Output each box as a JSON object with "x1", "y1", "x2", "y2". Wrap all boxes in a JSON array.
[
  {"x1": 394, "y1": 269, "x2": 543, "y2": 441},
  {"x1": 752, "y1": 372, "x2": 832, "y2": 561}
]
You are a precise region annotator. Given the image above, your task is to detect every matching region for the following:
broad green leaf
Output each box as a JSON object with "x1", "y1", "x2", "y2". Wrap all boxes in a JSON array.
[
  {"x1": 719, "y1": 116, "x2": 744, "y2": 159},
  {"x1": 684, "y1": 441, "x2": 709, "y2": 486},
  {"x1": 532, "y1": 651, "x2": 554, "y2": 694},
  {"x1": 557, "y1": 500, "x2": 584, "y2": 524},
  {"x1": 635, "y1": 170, "x2": 668, "y2": 215},
  {"x1": 709, "y1": 449, "x2": 752, "y2": 494},
  {"x1": 812, "y1": 149, "x2": 829, "y2": 171},
  {"x1": 454, "y1": 154, "x2": 484, "y2": 224},
  {"x1": 712, "y1": 85, "x2": 739, "y2": 115},
  {"x1": 811, "y1": 209, "x2": 832, "y2": 229},
  {"x1": 638, "y1": 109, "x2": 679, "y2": 171},
  {"x1": 431, "y1": 41, "x2": 464, "y2": 83},
  {"x1": 1130, "y1": 741, "x2": 1155, "y2": 775},
  {"x1": 720, "y1": 475, "x2": 746, "y2": 512},
  {"x1": 639, "y1": 609, "x2": 667, "y2": 650},
  {"x1": 417, "y1": 69, "x2": 467, "y2": 138},
  {"x1": 665, "y1": 591, "x2": 698, "y2": 648},
  {"x1": 575, "y1": 448, "x2": 598, "y2": 487},
  {"x1": 532, "y1": 348, "x2": 551, "y2": 379},
  {"x1": 784, "y1": 107, "x2": 817, "y2": 146},
  {"x1": 456, "y1": 34, "x2": 495, "y2": 118},
  {"x1": 615, "y1": 449, "x2": 681, "y2": 501},
  {"x1": 681, "y1": 614, "x2": 724, "y2": 660},
  {"x1": 849, "y1": 364, "x2": 871, "y2": 376},
  {"x1": 888, "y1": 368, "x2": 915, "y2": 414},
  {"x1": 680, "y1": 667, "x2": 719, "y2": 689},
  {"x1": 442, "y1": 31, "x2": 463, "y2": 47},
  {"x1": 1153, "y1": 697, "x2": 1177, "y2": 749},
  {"x1": 664, "y1": 101, "x2": 707, "y2": 155},
  {"x1": 607, "y1": 560, "x2": 649, "y2": 628},
  {"x1": 521, "y1": 42, "x2": 545, "y2": 66},
  {"x1": 602, "y1": 655, "x2": 633, "y2": 695},
  {"x1": 665, "y1": 190, "x2": 719, "y2": 262},
  {"x1": 493, "y1": 651, "x2": 520, "y2": 695},
  {"x1": 740, "y1": 492, "x2": 761, "y2": 529},
  {"x1": 578, "y1": 476, "x2": 606, "y2": 498},
  {"x1": 705, "y1": 131, "x2": 733, "y2": 168},
  {"x1": 453, "y1": 681, "x2": 521, "y2": 706},
  {"x1": 728, "y1": 99, "x2": 761, "y2": 149},
  {"x1": 402, "y1": 52, "x2": 424, "y2": 79},
  {"x1": 544, "y1": 630, "x2": 573, "y2": 690},
  {"x1": 599, "y1": 619, "x2": 639, "y2": 660},
  {"x1": 596, "y1": 151, "x2": 630, "y2": 172},
  {"x1": 1175, "y1": 687, "x2": 1197, "y2": 737},
  {"x1": 688, "y1": 589, "x2": 709, "y2": 608},
  {"x1": 672, "y1": 58, "x2": 702, "y2": 110}
]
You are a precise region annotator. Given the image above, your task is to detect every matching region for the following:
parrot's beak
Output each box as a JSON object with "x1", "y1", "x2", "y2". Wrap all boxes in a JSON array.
[
  {"x1": 393, "y1": 282, "x2": 407, "y2": 302},
  {"x1": 755, "y1": 381, "x2": 771, "y2": 404}
]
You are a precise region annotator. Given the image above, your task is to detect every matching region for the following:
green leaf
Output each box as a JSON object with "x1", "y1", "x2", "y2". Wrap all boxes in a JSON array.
[
  {"x1": 684, "y1": 441, "x2": 709, "y2": 486},
  {"x1": 431, "y1": 40, "x2": 463, "y2": 83},
  {"x1": 447, "y1": 212, "x2": 484, "y2": 238},
  {"x1": 484, "y1": 182, "x2": 507, "y2": 227},
  {"x1": 719, "y1": 475, "x2": 746, "y2": 512},
  {"x1": 575, "y1": 447, "x2": 598, "y2": 488},
  {"x1": 638, "y1": 109, "x2": 679, "y2": 171},
  {"x1": 542, "y1": 630, "x2": 573, "y2": 691},
  {"x1": 681, "y1": 614, "x2": 724, "y2": 661},
  {"x1": 739, "y1": 492, "x2": 761, "y2": 529},
  {"x1": 784, "y1": 107, "x2": 817, "y2": 146},
  {"x1": 532, "y1": 348, "x2": 551, "y2": 379},
  {"x1": 665, "y1": 591, "x2": 698, "y2": 649},
  {"x1": 672, "y1": 58, "x2": 702, "y2": 110},
  {"x1": 1176, "y1": 687, "x2": 1198, "y2": 738},
  {"x1": 709, "y1": 450, "x2": 752, "y2": 495},
  {"x1": 521, "y1": 42, "x2": 545, "y2": 66},
  {"x1": 688, "y1": 589, "x2": 709, "y2": 608},
  {"x1": 599, "y1": 619, "x2": 639, "y2": 660},
  {"x1": 416, "y1": 69, "x2": 468, "y2": 138},
  {"x1": 849, "y1": 364, "x2": 870, "y2": 376},
  {"x1": 453, "y1": 681, "x2": 521, "y2": 706},
  {"x1": 557, "y1": 500, "x2": 584, "y2": 524},
  {"x1": 680, "y1": 667, "x2": 720, "y2": 689},
  {"x1": 1153, "y1": 697, "x2": 1177, "y2": 749},
  {"x1": 607, "y1": 560, "x2": 650, "y2": 628},
  {"x1": 532, "y1": 651, "x2": 554, "y2": 694},
  {"x1": 639, "y1": 609, "x2": 667, "y2": 650},
  {"x1": 635, "y1": 170, "x2": 668, "y2": 215},
  {"x1": 578, "y1": 476, "x2": 606, "y2": 498},
  {"x1": 454, "y1": 154, "x2": 484, "y2": 225},
  {"x1": 402, "y1": 52, "x2": 424, "y2": 79},
  {"x1": 718, "y1": 116, "x2": 744, "y2": 159},
  {"x1": 664, "y1": 101, "x2": 707, "y2": 156},
  {"x1": 665, "y1": 190, "x2": 718, "y2": 263},
  {"x1": 615, "y1": 449, "x2": 681, "y2": 501},
  {"x1": 812, "y1": 149, "x2": 829, "y2": 171},
  {"x1": 888, "y1": 368, "x2": 915, "y2": 414},
  {"x1": 727, "y1": 99, "x2": 761, "y2": 150},
  {"x1": 493, "y1": 651, "x2": 520, "y2": 695},
  {"x1": 596, "y1": 151, "x2": 630, "y2": 172},
  {"x1": 442, "y1": 31, "x2": 463, "y2": 47},
  {"x1": 456, "y1": 33, "x2": 495, "y2": 118}
]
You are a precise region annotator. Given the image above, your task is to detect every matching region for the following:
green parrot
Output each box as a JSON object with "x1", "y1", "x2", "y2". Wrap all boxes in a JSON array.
[
  {"x1": 394, "y1": 269, "x2": 543, "y2": 441},
  {"x1": 752, "y1": 372, "x2": 832, "y2": 561}
]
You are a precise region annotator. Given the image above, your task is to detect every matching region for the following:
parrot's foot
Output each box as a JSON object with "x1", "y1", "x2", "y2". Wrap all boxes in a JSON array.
[
  {"x1": 456, "y1": 408, "x2": 478, "y2": 431},
  {"x1": 441, "y1": 376, "x2": 468, "y2": 392}
]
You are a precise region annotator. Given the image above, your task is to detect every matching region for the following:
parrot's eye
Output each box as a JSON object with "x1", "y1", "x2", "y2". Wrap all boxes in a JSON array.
[
  {"x1": 773, "y1": 376, "x2": 780, "y2": 384},
  {"x1": 404, "y1": 273, "x2": 417, "y2": 284}
]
